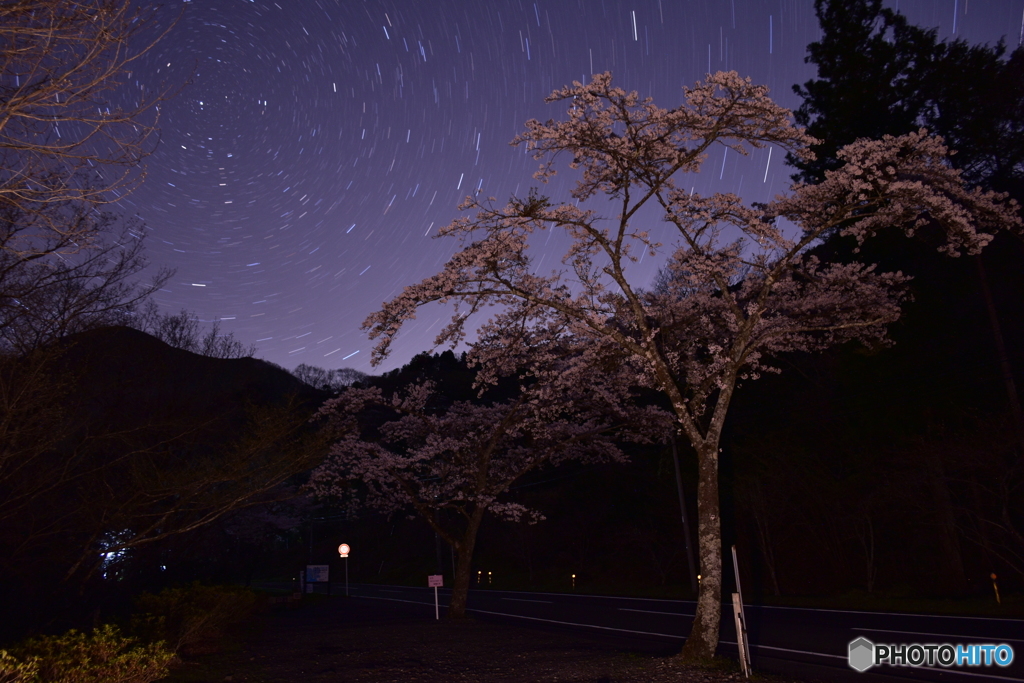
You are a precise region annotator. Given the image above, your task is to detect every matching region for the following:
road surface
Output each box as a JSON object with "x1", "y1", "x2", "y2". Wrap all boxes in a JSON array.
[{"x1": 340, "y1": 583, "x2": 1024, "y2": 682}]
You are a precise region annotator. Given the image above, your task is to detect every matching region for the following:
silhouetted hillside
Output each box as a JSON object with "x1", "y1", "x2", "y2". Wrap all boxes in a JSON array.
[
  {"x1": 0, "y1": 326, "x2": 332, "y2": 642},
  {"x1": 55, "y1": 325, "x2": 326, "y2": 430}
]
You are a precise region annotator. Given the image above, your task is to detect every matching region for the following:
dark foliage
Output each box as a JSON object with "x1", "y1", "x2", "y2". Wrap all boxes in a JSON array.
[
  {"x1": 730, "y1": 0, "x2": 1024, "y2": 597},
  {"x1": 789, "y1": 0, "x2": 1024, "y2": 198},
  {"x1": 0, "y1": 327, "x2": 330, "y2": 644},
  {"x1": 130, "y1": 304, "x2": 256, "y2": 360}
]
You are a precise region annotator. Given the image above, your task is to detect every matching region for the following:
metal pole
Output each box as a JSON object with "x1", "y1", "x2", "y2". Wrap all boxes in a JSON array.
[
  {"x1": 732, "y1": 545, "x2": 746, "y2": 621},
  {"x1": 732, "y1": 544, "x2": 752, "y2": 676},
  {"x1": 672, "y1": 435, "x2": 698, "y2": 596},
  {"x1": 345, "y1": 557, "x2": 349, "y2": 597},
  {"x1": 434, "y1": 585, "x2": 439, "y2": 620},
  {"x1": 732, "y1": 593, "x2": 750, "y2": 678}
]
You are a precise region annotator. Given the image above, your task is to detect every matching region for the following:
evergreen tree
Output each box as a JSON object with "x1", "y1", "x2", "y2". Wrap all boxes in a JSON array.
[{"x1": 790, "y1": 0, "x2": 1024, "y2": 200}]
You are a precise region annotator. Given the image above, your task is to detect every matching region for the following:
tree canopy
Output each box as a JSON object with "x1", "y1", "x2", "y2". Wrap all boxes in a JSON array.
[
  {"x1": 362, "y1": 70, "x2": 1019, "y2": 659},
  {"x1": 790, "y1": 0, "x2": 1024, "y2": 197},
  {"x1": 0, "y1": 0, "x2": 177, "y2": 354},
  {"x1": 310, "y1": 334, "x2": 671, "y2": 617}
]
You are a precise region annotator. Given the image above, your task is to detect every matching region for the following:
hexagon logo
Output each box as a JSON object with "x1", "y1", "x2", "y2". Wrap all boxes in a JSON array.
[{"x1": 848, "y1": 637, "x2": 875, "y2": 672}]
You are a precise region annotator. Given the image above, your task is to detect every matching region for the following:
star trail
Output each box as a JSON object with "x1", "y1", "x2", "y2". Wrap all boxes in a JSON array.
[{"x1": 121, "y1": 0, "x2": 1021, "y2": 373}]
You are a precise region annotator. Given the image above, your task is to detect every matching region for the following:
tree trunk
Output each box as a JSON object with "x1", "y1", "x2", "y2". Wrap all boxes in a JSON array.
[
  {"x1": 969, "y1": 476, "x2": 996, "y2": 569},
  {"x1": 448, "y1": 507, "x2": 486, "y2": 619},
  {"x1": 678, "y1": 442, "x2": 722, "y2": 662},
  {"x1": 974, "y1": 255, "x2": 1024, "y2": 455},
  {"x1": 924, "y1": 455, "x2": 966, "y2": 592},
  {"x1": 858, "y1": 514, "x2": 876, "y2": 593},
  {"x1": 753, "y1": 507, "x2": 781, "y2": 597}
]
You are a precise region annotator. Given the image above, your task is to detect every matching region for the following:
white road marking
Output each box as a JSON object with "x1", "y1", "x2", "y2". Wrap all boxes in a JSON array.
[
  {"x1": 851, "y1": 627, "x2": 1024, "y2": 644},
  {"x1": 359, "y1": 595, "x2": 436, "y2": 607},
  {"x1": 350, "y1": 593, "x2": 1022, "y2": 681},
  {"x1": 619, "y1": 608, "x2": 693, "y2": 617},
  {"x1": 465, "y1": 607, "x2": 683, "y2": 639},
  {"x1": 739, "y1": 642, "x2": 1024, "y2": 680},
  {"x1": 762, "y1": 604, "x2": 1024, "y2": 622}
]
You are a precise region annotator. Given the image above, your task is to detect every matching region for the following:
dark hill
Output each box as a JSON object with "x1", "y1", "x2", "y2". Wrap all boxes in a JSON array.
[
  {"x1": 0, "y1": 326, "x2": 333, "y2": 642},
  {"x1": 53, "y1": 325, "x2": 328, "y2": 434}
]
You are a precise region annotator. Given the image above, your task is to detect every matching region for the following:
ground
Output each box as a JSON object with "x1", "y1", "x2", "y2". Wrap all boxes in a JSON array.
[{"x1": 164, "y1": 595, "x2": 813, "y2": 683}]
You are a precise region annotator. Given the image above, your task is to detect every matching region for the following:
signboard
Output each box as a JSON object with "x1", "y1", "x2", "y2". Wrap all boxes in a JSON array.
[
  {"x1": 427, "y1": 574, "x2": 443, "y2": 619},
  {"x1": 306, "y1": 564, "x2": 329, "y2": 583}
]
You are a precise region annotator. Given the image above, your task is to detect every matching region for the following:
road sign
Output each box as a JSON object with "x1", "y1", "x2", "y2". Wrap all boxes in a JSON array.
[
  {"x1": 428, "y1": 574, "x2": 443, "y2": 619},
  {"x1": 306, "y1": 564, "x2": 329, "y2": 582},
  {"x1": 338, "y1": 543, "x2": 350, "y2": 558}
]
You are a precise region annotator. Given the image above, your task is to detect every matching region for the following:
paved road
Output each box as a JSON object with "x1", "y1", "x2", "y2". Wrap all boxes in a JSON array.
[{"x1": 341, "y1": 583, "x2": 1024, "y2": 683}]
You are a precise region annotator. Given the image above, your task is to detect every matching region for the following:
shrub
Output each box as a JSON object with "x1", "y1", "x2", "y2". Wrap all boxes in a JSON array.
[
  {"x1": 0, "y1": 624, "x2": 174, "y2": 683},
  {"x1": 0, "y1": 651, "x2": 37, "y2": 683},
  {"x1": 133, "y1": 583, "x2": 259, "y2": 656}
]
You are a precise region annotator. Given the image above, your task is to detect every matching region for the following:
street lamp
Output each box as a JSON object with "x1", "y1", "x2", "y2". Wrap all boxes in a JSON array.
[{"x1": 338, "y1": 544, "x2": 350, "y2": 596}]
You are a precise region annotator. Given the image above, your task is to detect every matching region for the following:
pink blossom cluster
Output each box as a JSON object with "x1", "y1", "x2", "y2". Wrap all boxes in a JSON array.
[
  {"x1": 306, "y1": 354, "x2": 671, "y2": 534},
  {"x1": 363, "y1": 71, "x2": 1019, "y2": 452}
]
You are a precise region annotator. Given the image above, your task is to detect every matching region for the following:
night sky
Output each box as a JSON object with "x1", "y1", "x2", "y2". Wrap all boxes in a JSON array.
[{"x1": 123, "y1": 0, "x2": 1022, "y2": 374}]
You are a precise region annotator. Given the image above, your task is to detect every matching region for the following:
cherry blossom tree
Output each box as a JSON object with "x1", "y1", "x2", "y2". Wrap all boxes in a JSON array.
[
  {"x1": 307, "y1": 350, "x2": 669, "y2": 618},
  {"x1": 361, "y1": 71, "x2": 1021, "y2": 658}
]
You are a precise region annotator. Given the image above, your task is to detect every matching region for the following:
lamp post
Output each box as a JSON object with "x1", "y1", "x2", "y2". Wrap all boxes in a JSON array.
[{"x1": 338, "y1": 543, "x2": 350, "y2": 596}]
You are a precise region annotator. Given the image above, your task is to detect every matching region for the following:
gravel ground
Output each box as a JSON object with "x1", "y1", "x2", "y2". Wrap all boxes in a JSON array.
[{"x1": 165, "y1": 595, "x2": 815, "y2": 683}]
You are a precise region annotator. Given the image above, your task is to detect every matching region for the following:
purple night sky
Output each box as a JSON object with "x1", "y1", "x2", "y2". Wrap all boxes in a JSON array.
[{"x1": 122, "y1": 0, "x2": 1023, "y2": 374}]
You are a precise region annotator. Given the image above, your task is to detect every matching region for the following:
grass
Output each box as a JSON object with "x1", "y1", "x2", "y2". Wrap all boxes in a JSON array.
[{"x1": 159, "y1": 590, "x2": 330, "y2": 683}]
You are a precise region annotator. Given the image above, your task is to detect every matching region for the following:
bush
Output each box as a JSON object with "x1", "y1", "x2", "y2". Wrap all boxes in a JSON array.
[
  {"x1": 0, "y1": 624, "x2": 174, "y2": 683},
  {"x1": 0, "y1": 651, "x2": 37, "y2": 683},
  {"x1": 133, "y1": 583, "x2": 259, "y2": 656}
]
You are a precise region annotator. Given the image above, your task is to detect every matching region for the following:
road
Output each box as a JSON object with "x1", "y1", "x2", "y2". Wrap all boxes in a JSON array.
[{"x1": 341, "y1": 583, "x2": 1024, "y2": 683}]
